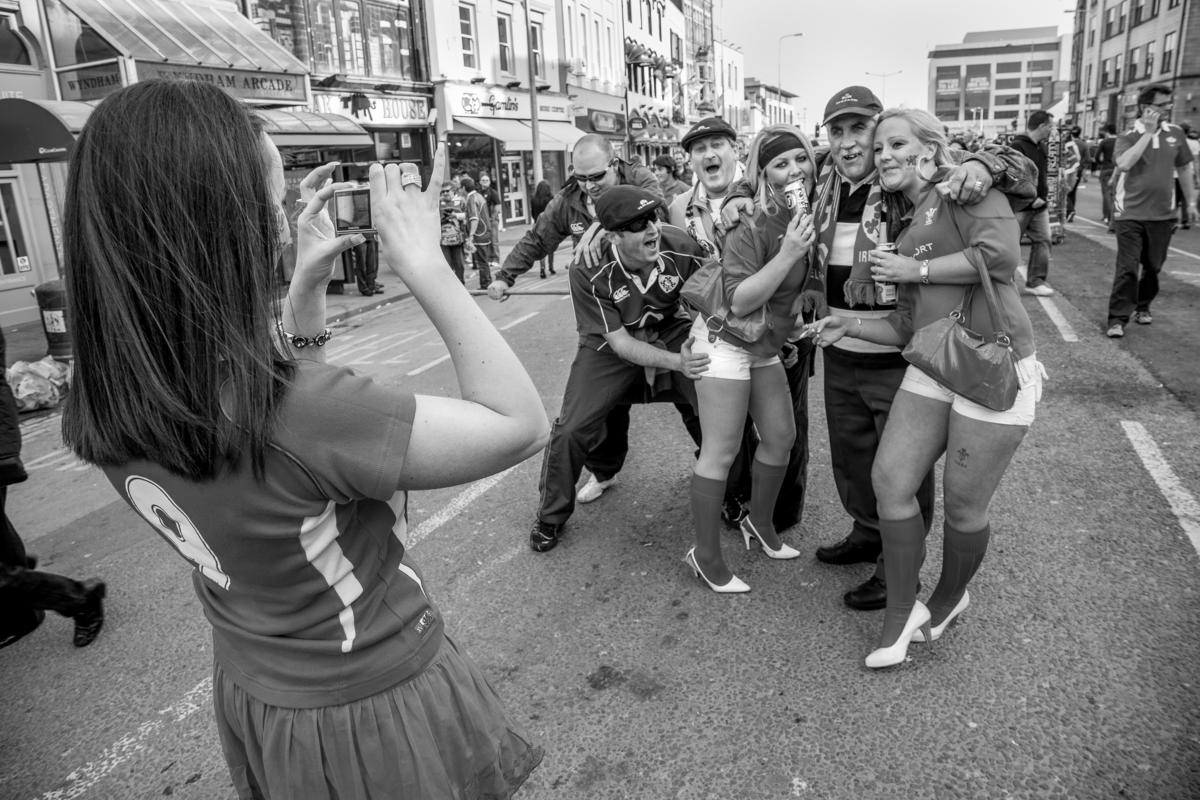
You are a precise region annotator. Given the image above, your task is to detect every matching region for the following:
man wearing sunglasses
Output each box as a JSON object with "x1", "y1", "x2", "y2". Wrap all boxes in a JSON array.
[
  {"x1": 1105, "y1": 84, "x2": 1195, "y2": 338},
  {"x1": 527, "y1": 186, "x2": 710, "y2": 553}
]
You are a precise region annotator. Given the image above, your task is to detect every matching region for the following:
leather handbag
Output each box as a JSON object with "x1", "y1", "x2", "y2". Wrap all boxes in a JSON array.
[
  {"x1": 680, "y1": 257, "x2": 768, "y2": 345},
  {"x1": 901, "y1": 259, "x2": 1020, "y2": 412}
]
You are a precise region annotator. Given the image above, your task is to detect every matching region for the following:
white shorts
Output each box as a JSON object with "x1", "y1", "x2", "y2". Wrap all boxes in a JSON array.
[
  {"x1": 899, "y1": 354, "x2": 1046, "y2": 427},
  {"x1": 689, "y1": 316, "x2": 780, "y2": 381}
]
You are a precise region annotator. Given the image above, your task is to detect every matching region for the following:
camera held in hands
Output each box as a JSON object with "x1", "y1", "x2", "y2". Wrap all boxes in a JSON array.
[{"x1": 332, "y1": 187, "x2": 374, "y2": 235}]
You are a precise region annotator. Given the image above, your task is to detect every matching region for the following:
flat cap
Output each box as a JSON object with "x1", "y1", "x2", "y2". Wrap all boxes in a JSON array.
[
  {"x1": 595, "y1": 185, "x2": 662, "y2": 230},
  {"x1": 822, "y1": 85, "x2": 883, "y2": 126},
  {"x1": 681, "y1": 116, "x2": 738, "y2": 152}
]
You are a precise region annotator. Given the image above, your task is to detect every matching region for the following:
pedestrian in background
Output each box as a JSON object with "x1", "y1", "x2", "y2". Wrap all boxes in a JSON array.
[
  {"x1": 1063, "y1": 126, "x2": 1082, "y2": 222},
  {"x1": 0, "y1": 328, "x2": 105, "y2": 650},
  {"x1": 462, "y1": 175, "x2": 496, "y2": 290},
  {"x1": 808, "y1": 108, "x2": 1043, "y2": 668},
  {"x1": 684, "y1": 125, "x2": 818, "y2": 593},
  {"x1": 61, "y1": 80, "x2": 546, "y2": 799},
  {"x1": 439, "y1": 182, "x2": 467, "y2": 283},
  {"x1": 479, "y1": 173, "x2": 503, "y2": 232},
  {"x1": 652, "y1": 154, "x2": 689, "y2": 209},
  {"x1": 529, "y1": 179, "x2": 556, "y2": 278},
  {"x1": 1009, "y1": 111, "x2": 1056, "y2": 296},
  {"x1": 1106, "y1": 84, "x2": 1196, "y2": 338},
  {"x1": 1094, "y1": 124, "x2": 1118, "y2": 232}
]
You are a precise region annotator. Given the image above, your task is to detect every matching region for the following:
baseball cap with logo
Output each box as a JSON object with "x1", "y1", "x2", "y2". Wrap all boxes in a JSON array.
[
  {"x1": 681, "y1": 116, "x2": 738, "y2": 153},
  {"x1": 822, "y1": 85, "x2": 884, "y2": 126},
  {"x1": 595, "y1": 185, "x2": 662, "y2": 231}
]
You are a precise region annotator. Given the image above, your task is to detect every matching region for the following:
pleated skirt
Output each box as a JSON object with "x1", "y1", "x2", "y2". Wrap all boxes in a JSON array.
[{"x1": 212, "y1": 635, "x2": 543, "y2": 799}]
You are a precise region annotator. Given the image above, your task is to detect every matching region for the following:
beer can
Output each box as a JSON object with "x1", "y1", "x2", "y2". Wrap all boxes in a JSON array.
[
  {"x1": 783, "y1": 179, "x2": 810, "y2": 218},
  {"x1": 874, "y1": 242, "x2": 897, "y2": 305}
]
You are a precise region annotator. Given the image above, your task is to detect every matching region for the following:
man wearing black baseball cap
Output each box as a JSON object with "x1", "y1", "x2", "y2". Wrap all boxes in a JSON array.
[{"x1": 527, "y1": 185, "x2": 710, "y2": 553}]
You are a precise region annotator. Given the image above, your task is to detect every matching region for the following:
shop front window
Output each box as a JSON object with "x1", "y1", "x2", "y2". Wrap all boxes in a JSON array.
[
  {"x1": 41, "y1": 0, "x2": 119, "y2": 67},
  {"x1": 0, "y1": 13, "x2": 32, "y2": 65},
  {"x1": 366, "y1": 1, "x2": 418, "y2": 80},
  {"x1": 0, "y1": 183, "x2": 29, "y2": 278}
]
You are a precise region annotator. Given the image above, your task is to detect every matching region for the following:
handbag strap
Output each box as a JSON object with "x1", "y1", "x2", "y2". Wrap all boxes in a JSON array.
[{"x1": 946, "y1": 204, "x2": 1014, "y2": 347}]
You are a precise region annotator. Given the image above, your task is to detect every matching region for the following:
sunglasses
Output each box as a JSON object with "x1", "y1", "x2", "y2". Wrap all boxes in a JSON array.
[
  {"x1": 575, "y1": 161, "x2": 614, "y2": 184},
  {"x1": 612, "y1": 215, "x2": 656, "y2": 234}
]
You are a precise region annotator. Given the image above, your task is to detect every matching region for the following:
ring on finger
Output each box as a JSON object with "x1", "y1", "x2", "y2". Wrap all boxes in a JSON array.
[{"x1": 973, "y1": 179, "x2": 983, "y2": 191}]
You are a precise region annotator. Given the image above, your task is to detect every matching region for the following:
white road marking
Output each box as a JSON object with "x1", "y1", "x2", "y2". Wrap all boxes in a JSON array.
[
  {"x1": 330, "y1": 331, "x2": 411, "y2": 362},
  {"x1": 1122, "y1": 420, "x2": 1200, "y2": 557},
  {"x1": 407, "y1": 354, "x2": 450, "y2": 376},
  {"x1": 406, "y1": 466, "x2": 517, "y2": 548},
  {"x1": 347, "y1": 330, "x2": 427, "y2": 364},
  {"x1": 24, "y1": 448, "x2": 73, "y2": 469},
  {"x1": 1016, "y1": 266, "x2": 1077, "y2": 342},
  {"x1": 1075, "y1": 214, "x2": 1200, "y2": 261},
  {"x1": 39, "y1": 678, "x2": 213, "y2": 800},
  {"x1": 499, "y1": 312, "x2": 538, "y2": 331}
]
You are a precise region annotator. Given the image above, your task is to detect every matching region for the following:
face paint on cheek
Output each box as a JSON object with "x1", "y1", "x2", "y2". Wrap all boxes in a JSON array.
[{"x1": 905, "y1": 155, "x2": 919, "y2": 166}]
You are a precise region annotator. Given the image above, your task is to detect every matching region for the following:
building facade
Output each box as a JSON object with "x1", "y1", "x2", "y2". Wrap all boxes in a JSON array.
[
  {"x1": 563, "y1": 0, "x2": 628, "y2": 164},
  {"x1": 743, "y1": 78, "x2": 797, "y2": 137},
  {"x1": 711, "y1": 39, "x2": 746, "y2": 138},
  {"x1": 680, "y1": 0, "x2": 713, "y2": 124},
  {"x1": 623, "y1": 0, "x2": 683, "y2": 164},
  {"x1": 928, "y1": 27, "x2": 1063, "y2": 140},
  {"x1": 1068, "y1": 0, "x2": 1199, "y2": 136}
]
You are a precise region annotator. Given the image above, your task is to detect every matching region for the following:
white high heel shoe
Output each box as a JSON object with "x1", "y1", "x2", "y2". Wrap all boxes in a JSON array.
[
  {"x1": 740, "y1": 518, "x2": 801, "y2": 560},
  {"x1": 683, "y1": 548, "x2": 749, "y2": 593},
  {"x1": 911, "y1": 591, "x2": 969, "y2": 643},
  {"x1": 865, "y1": 601, "x2": 932, "y2": 669}
]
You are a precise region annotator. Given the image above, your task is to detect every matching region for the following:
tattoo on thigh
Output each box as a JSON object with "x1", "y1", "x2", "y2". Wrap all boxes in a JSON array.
[{"x1": 954, "y1": 447, "x2": 969, "y2": 469}]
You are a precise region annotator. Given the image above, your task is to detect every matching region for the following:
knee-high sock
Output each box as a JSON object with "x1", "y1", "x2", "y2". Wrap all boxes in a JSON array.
[
  {"x1": 748, "y1": 459, "x2": 787, "y2": 536},
  {"x1": 877, "y1": 512, "x2": 926, "y2": 648},
  {"x1": 926, "y1": 522, "x2": 991, "y2": 626},
  {"x1": 690, "y1": 473, "x2": 727, "y2": 559}
]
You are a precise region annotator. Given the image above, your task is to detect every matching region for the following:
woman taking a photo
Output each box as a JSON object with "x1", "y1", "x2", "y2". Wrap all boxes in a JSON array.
[
  {"x1": 685, "y1": 125, "x2": 817, "y2": 593},
  {"x1": 62, "y1": 80, "x2": 547, "y2": 798},
  {"x1": 807, "y1": 108, "x2": 1043, "y2": 667}
]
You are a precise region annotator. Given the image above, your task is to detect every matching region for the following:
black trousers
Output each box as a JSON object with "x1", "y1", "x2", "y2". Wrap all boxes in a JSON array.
[
  {"x1": 0, "y1": 487, "x2": 91, "y2": 646},
  {"x1": 470, "y1": 240, "x2": 497, "y2": 289},
  {"x1": 441, "y1": 245, "x2": 466, "y2": 283},
  {"x1": 1108, "y1": 219, "x2": 1174, "y2": 324},
  {"x1": 822, "y1": 351, "x2": 935, "y2": 548},
  {"x1": 349, "y1": 238, "x2": 379, "y2": 295},
  {"x1": 538, "y1": 342, "x2": 699, "y2": 525}
]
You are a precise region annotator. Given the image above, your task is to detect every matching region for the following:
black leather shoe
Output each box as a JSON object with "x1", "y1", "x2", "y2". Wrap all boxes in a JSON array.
[
  {"x1": 843, "y1": 575, "x2": 921, "y2": 611},
  {"x1": 529, "y1": 520, "x2": 564, "y2": 553},
  {"x1": 72, "y1": 579, "x2": 106, "y2": 647},
  {"x1": 815, "y1": 535, "x2": 881, "y2": 565}
]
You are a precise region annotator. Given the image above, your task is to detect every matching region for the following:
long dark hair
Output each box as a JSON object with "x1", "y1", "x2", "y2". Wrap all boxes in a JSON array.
[{"x1": 62, "y1": 80, "x2": 291, "y2": 481}]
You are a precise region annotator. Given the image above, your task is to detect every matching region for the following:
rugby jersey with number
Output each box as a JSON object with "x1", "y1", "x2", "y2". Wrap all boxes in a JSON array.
[{"x1": 102, "y1": 362, "x2": 440, "y2": 709}]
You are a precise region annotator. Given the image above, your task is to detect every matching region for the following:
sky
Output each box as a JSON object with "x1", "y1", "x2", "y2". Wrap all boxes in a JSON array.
[{"x1": 718, "y1": 0, "x2": 1077, "y2": 133}]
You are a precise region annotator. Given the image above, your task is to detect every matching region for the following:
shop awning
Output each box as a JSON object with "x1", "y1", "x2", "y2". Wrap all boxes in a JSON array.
[
  {"x1": 257, "y1": 110, "x2": 373, "y2": 147},
  {"x1": 51, "y1": 0, "x2": 309, "y2": 104},
  {"x1": 532, "y1": 121, "x2": 588, "y2": 150},
  {"x1": 0, "y1": 98, "x2": 94, "y2": 162},
  {"x1": 455, "y1": 116, "x2": 534, "y2": 151},
  {"x1": 0, "y1": 98, "x2": 371, "y2": 163}
]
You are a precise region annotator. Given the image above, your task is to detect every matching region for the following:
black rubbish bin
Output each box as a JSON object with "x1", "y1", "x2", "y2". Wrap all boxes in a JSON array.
[{"x1": 34, "y1": 279, "x2": 71, "y2": 360}]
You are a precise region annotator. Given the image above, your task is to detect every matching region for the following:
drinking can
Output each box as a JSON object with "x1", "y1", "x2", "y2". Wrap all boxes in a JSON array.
[
  {"x1": 874, "y1": 242, "x2": 897, "y2": 305},
  {"x1": 783, "y1": 179, "x2": 809, "y2": 218}
]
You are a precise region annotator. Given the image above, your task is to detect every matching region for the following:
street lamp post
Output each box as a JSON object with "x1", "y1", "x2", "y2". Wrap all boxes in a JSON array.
[
  {"x1": 778, "y1": 32, "x2": 803, "y2": 100},
  {"x1": 523, "y1": 0, "x2": 543, "y2": 185},
  {"x1": 865, "y1": 69, "x2": 902, "y2": 106}
]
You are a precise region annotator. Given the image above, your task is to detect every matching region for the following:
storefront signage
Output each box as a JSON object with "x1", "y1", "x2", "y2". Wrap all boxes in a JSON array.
[
  {"x1": 628, "y1": 116, "x2": 647, "y2": 132},
  {"x1": 57, "y1": 63, "x2": 123, "y2": 102},
  {"x1": 579, "y1": 109, "x2": 626, "y2": 136},
  {"x1": 310, "y1": 91, "x2": 430, "y2": 126},
  {"x1": 937, "y1": 78, "x2": 960, "y2": 95},
  {"x1": 442, "y1": 83, "x2": 569, "y2": 122},
  {"x1": 966, "y1": 77, "x2": 990, "y2": 92},
  {"x1": 135, "y1": 62, "x2": 307, "y2": 104}
]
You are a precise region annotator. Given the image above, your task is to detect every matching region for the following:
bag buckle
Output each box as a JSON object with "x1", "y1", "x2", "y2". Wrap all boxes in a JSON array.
[
  {"x1": 704, "y1": 315, "x2": 724, "y2": 343},
  {"x1": 994, "y1": 333, "x2": 1012, "y2": 348}
]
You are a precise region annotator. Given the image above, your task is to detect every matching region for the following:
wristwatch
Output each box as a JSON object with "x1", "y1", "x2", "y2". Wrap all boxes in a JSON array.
[{"x1": 919, "y1": 260, "x2": 930, "y2": 285}]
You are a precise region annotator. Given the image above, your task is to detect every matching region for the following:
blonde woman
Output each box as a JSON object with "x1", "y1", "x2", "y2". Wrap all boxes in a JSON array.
[{"x1": 684, "y1": 126, "x2": 817, "y2": 593}]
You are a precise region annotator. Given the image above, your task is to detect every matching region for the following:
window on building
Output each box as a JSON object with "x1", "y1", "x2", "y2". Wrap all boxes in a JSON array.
[
  {"x1": 366, "y1": 2, "x2": 419, "y2": 81},
  {"x1": 1101, "y1": 57, "x2": 1111, "y2": 87},
  {"x1": 1131, "y1": 0, "x2": 1145, "y2": 24},
  {"x1": 996, "y1": 78, "x2": 1021, "y2": 90},
  {"x1": 1145, "y1": 41, "x2": 1155, "y2": 75},
  {"x1": 1115, "y1": 52, "x2": 1123, "y2": 85},
  {"x1": 41, "y1": 0, "x2": 120, "y2": 67},
  {"x1": 996, "y1": 94, "x2": 1020, "y2": 106},
  {"x1": 1088, "y1": 27, "x2": 1095, "y2": 47},
  {"x1": 627, "y1": 0, "x2": 633, "y2": 21},
  {"x1": 1028, "y1": 59, "x2": 1053, "y2": 72},
  {"x1": 310, "y1": 0, "x2": 339, "y2": 72},
  {"x1": 496, "y1": 11, "x2": 513, "y2": 73},
  {"x1": 0, "y1": 12, "x2": 32, "y2": 65},
  {"x1": 338, "y1": 1, "x2": 365, "y2": 74},
  {"x1": 657, "y1": 5, "x2": 663, "y2": 40},
  {"x1": 1169, "y1": 0, "x2": 1179, "y2": 7},
  {"x1": 459, "y1": 3, "x2": 477, "y2": 69},
  {"x1": 994, "y1": 109, "x2": 1019, "y2": 120},
  {"x1": 1128, "y1": 46, "x2": 1140, "y2": 80},
  {"x1": 1162, "y1": 31, "x2": 1175, "y2": 72},
  {"x1": 643, "y1": 0, "x2": 653, "y2": 36},
  {"x1": 580, "y1": 11, "x2": 587, "y2": 66},
  {"x1": 1085, "y1": 63, "x2": 1092, "y2": 93},
  {"x1": 996, "y1": 61, "x2": 1022, "y2": 73},
  {"x1": 671, "y1": 31, "x2": 682, "y2": 64},
  {"x1": 531, "y1": 18, "x2": 544, "y2": 78},
  {"x1": 1104, "y1": 7, "x2": 1116, "y2": 37},
  {"x1": 1119, "y1": 0, "x2": 1129, "y2": 32}
]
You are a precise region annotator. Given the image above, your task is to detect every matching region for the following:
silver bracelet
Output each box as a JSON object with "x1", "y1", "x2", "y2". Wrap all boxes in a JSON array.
[{"x1": 277, "y1": 322, "x2": 332, "y2": 348}]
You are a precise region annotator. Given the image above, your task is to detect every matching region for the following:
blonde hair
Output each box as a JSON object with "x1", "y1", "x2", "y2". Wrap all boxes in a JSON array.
[
  {"x1": 876, "y1": 108, "x2": 954, "y2": 171},
  {"x1": 744, "y1": 124, "x2": 818, "y2": 214}
]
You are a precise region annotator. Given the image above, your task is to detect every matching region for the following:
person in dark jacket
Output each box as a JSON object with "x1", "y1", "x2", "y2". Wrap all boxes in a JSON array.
[
  {"x1": 1094, "y1": 124, "x2": 1118, "y2": 231},
  {"x1": 530, "y1": 179, "x2": 556, "y2": 278},
  {"x1": 1009, "y1": 110, "x2": 1056, "y2": 296},
  {"x1": 0, "y1": 327, "x2": 106, "y2": 649}
]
